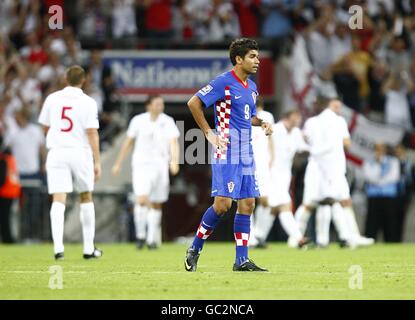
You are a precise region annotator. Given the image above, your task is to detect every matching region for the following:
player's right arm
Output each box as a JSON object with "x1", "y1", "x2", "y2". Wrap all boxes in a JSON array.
[
  {"x1": 112, "y1": 117, "x2": 137, "y2": 176},
  {"x1": 187, "y1": 95, "x2": 227, "y2": 151},
  {"x1": 38, "y1": 95, "x2": 51, "y2": 136},
  {"x1": 112, "y1": 136, "x2": 134, "y2": 176}
]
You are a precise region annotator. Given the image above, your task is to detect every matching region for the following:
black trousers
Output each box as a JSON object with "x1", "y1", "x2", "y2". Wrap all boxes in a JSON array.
[
  {"x1": 396, "y1": 195, "x2": 410, "y2": 242},
  {"x1": 0, "y1": 197, "x2": 14, "y2": 243},
  {"x1": 365, "y1": 197, "x2": 400, "y2": 242}
]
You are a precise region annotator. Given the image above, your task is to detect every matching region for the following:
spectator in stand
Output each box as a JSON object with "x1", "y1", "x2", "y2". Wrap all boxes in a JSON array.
[
  {"x1": 261, "y1": 0, "x2": 293, "y2": 38},
  {"x1": 0, "y1": 0, "x2": 17, "y2": 39},
  {"x1": 62, "y1": 36, "x2": 87, "y2": 67},
  {"x1": 382, "y1": 70, "x2": 414, "y2": 131},
  {"x1": 208, "y1": 0, "x2": 241, "y2": 42},
  {"x1": 394, "y1": 143, "x2": 414, "y2": 242},
  {"x1": 184, "y1": 0, "x2": 212, "y2": 42},
  {"x1": 77, "y1": 0, "x2": 108, "y2": 41},
  {"x1": 87, "y1": 50, "x2": 120, "y2": 148},
  {"x1": 386, "y1": 35, "x2": 411, "y2": 74},
  {"x1": 37, "y1": 51, "x2": 65, "y2": 87},
  {"x1": 8, "y1": 108, "x2": 46, "y2": 242},
  {"x1": 12, "y1": 60, "x2": 42, "y2": 119},
  {"x1": 21, "y1": 0, "x2": 41, "y2": 35},
  {"x1": 112, "y1": 0, "x2": 137, "y2": 39},
  {"x1": 0, "y1": 133, "x2": 21, "y2": 244},
  {"x1": 331, "y1": 36, "x2": 372, "y2": 112},
  {"x1": 330, "y1": 22, "x2": 352, "y2": 65},
  {"x1": 233, "y1": 0, "x2": 260, "y2": 38},
  {"x1": 363, "y1": 142, "x2": 401, "y2": 242},
  {"x1": 368, "y1": 60, "x2": 387, "y2": 116},
  {"x1": 171, "y1": 0, "x2": 194, "y2": 41},
  {"x1": 305, "y1": 3, "x2": 335, "y2": 76},
  {"x1": 144, "y1": 0, "x2": 173, "y2": 40},
  {"x1": 19, "y1": 32, "x2": 48, "y2": 66}
]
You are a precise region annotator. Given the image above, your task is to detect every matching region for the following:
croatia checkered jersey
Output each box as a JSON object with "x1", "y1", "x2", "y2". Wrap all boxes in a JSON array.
[{"x1": 195, "y1": 70, "x2": 258, "y2": 159}]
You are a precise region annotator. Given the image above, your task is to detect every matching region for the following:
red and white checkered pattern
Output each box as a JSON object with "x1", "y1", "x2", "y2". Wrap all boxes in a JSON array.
[
  {"x1": 234, "y1": 232, "x2": 250, "y2": 246},
  {"x1": 196, "y1": 224, "x2": 213, "y2": 240},
  {"x1": 214, "y1": 86, "x2": 231, "y2": 160}
]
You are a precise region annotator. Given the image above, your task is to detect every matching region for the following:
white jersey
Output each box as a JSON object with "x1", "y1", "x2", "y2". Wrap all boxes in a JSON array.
[
  {"x1": 303, "y1": 108, "x2": 350, "y2": 176},
  {"x1": 271, "y1": 121, "x2": 308, "y2": 175},
  {"x1": 267, "y1": 122, "x2": 308, "y2": 207},
  {"x1": 127, "y1": 112, "x2": 180, "y2": 167},
  {"x1": 252, "y1": 109, "x2": 274, "y2": 164},
  {"x1": 38, "y1": 86, "x2": 99, "y2": 149}
]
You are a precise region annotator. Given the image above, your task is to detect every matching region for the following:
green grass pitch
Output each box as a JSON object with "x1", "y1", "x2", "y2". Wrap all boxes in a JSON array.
[{"x1": 1, "y1": 243, "x2": 415, "y2": 299}]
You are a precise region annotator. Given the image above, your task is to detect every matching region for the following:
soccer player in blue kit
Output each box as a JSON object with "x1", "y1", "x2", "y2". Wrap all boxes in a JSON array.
[{"x1": 184, "y1": 39, "x2": 273, "y2": 272}]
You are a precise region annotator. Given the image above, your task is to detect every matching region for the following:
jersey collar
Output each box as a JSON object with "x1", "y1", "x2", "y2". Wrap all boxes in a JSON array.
[
  {"x1": 64, "y1": 86, "x2": 83, "y2": 93},
  {"x1": 231, "y1": 70, "x2": 249, "y2": 89}
]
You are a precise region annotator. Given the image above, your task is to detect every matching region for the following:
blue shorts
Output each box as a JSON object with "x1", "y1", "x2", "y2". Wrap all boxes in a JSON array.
[{"x1": 211, "y1": 162, "x2": 260, "y2": 200}]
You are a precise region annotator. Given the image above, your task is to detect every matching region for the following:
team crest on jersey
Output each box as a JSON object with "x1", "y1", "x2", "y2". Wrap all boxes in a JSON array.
[
  {"x1": 252, "y1": 92, "x2": 257, "y2": 104},
  {"x1": 199, "y1": 84, "x2": 213, "y2": 96},
  {"x1": 227, "y1": 181, "x2": 235, "y2": 193}
]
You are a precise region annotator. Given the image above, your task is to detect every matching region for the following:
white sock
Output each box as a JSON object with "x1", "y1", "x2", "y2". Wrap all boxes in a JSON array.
[
  {"x1": 253, "y1": 205, "x2": 275, "y2": 242},
  {"x1": 155, "y1": 210, "x2": 163, "y2": 246},
  {"x1": 316, "y1": 205, "x2": 331, "y2": 246},
  {"x1": 295, "y1": 205, "x2": 311, "y2": 235},
  {"x1": 146, "y1": 208, "x2": 162, "y2": 245},
  {"x1": 279, "y1": 211, "x2": 303, "y2": 243},
  {"x1": 344, "y1": 206, "x2": 361, "y2": 239},
  {"x1": 50, "y1": 202, "x2": 65, "y2": 254},
  {"x1": 331, "y1": 202, "x2": 352, "y2": 242},
  {"x1": 80, "y1": 202, "x2": 95, "y2": 255},
  {"x1": 134, "y1": 205, "x2": 148, "y2": 240}
]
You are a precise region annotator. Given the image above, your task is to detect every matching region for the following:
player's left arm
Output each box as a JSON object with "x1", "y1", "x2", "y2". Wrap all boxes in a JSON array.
[
  {"x1": 86, "y1": 100, "x2": 101, "y2": 180},
  {"x1": 86, "y1": 128, "x2": 101, "y2": 181}
]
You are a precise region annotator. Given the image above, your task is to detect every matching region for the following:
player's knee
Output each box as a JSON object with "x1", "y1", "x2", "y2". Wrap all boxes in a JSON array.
[
  {"x1": 238, "y1": 199, "x2": 255, "y2": 214},
  {"x1": 319, "y1": 198, "x2": 336, "y2": 206},
  {"x1": 340, "y1": 199, "x2": 352, "y2": 207},
  {"x1": 80, "y1": 192, "x2": 93, "y2": 203},
  {"x1": 213, "y1": 203, "x2": 231, "y2": 215},
  {"x1": 259, "y1": 197, "x2": 268, "y2": 207},
  {"x1": 136, "y1": 196, "x2": 149, "y2": 207},
  {"x1": 52, "y1": 193, "x2": 67, "y2": 204}
]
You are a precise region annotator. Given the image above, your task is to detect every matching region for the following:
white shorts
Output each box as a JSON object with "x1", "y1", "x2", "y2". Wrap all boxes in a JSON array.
[
  {"x1": 268, "y1": 170, "x2": 291, "y2": 207},
  {"x1": 255, "y1": 158, "x2": 271, "y2": 198},
  {"x1": 303, "y1": 160, "x2": 350, "y2": 205},
  {"x1": 46, "y1": 147, "x2": 94, "y2": 194},
  {"x1": 319, "y1": 173, "x2": 350, "y2": 201},
  {"x1": 132, "y1": 163, "x2": 169, "y2": 203}
]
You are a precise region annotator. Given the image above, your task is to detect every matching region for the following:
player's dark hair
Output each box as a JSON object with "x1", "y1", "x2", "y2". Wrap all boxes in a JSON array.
[
  {"x1": 282, "y1": 108, "x2": 300, "y2": 118},
  {"x1": 144, "y1": 95, "x2": 162, "y2": 107},
  {"x1": 65, "y1": 65, "x2": 85, "y2": 86},
  {"x1": 229, "y1": 38, "x2": 259, "y2": 66}
]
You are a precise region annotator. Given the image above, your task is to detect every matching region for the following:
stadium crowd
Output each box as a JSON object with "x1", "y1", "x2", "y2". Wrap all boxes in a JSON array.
[{"x1": 0, "y1": 0, "x2": 415, "y2": 244}]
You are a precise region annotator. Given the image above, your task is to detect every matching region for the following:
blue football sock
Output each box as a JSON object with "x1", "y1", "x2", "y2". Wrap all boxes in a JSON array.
[
  {"x1": 234, "y1": 213, "x2": 251, "y2": 266},
  {"x1": 191, "y1": 206, "x2": 221, "y2": 252}
]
